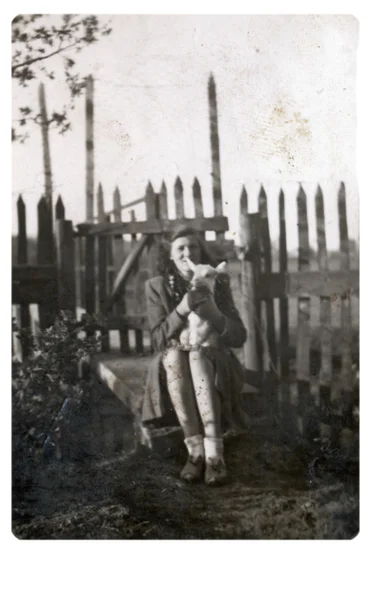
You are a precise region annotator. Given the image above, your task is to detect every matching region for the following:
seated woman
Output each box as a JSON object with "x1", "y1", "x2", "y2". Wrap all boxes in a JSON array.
[{"x1": 141, "y1": 226, "x2": 248, "y2": 486}]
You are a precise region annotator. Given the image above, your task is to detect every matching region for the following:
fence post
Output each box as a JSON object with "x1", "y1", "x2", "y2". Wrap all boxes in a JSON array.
[
  {"x1": 296, "y1": 185, "x2": 314, "y2": 439},
  {"x1": 14, "y1": 195, "x2": 31, "y2": 359},
  {"x1": 85, "y1": 75, "x2": 94, "y2": 223},
  {"x1": 97, "y1": 184, "x2": 109, "y2": 351},
  {"x1": 174, "y1": 176, "x2": 185, "y2": 219},
  {"x1": 238, "y1": 187, "x2": 258, "y2": 376},
  {"x1": 278, "y1": 188, "x2": 295, "y2": 436},
  {"x1": 113, "y1": 186, "x2": 130, "y2": 353},
  {"x1": 208, "y1": 74, "x2": 224, "y2": 245},
  {"x1": 145, "y1": 181, "x2": 158, "y2": 279},
  {"x1": 315, "y1": 185, "x2": 333, "y2": 442},
  {"x1": 192, "y1": 177, "x2": 205, "y2": 241},
  {"x1": 37, "y1": 195, "x2": 56, "y2": 328},
  {"x1": 338, "y1": 182, "x2": 355, "y2": 448},
  {"x1": 55, "y1": 219, "x2": 76, "y2": 313}
]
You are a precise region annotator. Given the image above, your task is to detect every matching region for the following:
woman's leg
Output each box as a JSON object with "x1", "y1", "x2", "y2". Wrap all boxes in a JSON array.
[
  {"x1": 162, "y1": 347, "x2": 204, "y2": 482},
  {"x1": 188, "y1": 349, "x2": 228, "y2": 485},
  {"x1": 188, "y1": 349, "x2": 221, "y2": 438},
  {"x1": 162, "y1": 348, "x2": 201, "y2": 438}
]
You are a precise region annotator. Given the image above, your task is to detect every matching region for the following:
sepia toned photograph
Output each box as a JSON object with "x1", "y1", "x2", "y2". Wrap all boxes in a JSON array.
[{"x1": 12, "y1": 14, "x2": 359, "y2": 540}]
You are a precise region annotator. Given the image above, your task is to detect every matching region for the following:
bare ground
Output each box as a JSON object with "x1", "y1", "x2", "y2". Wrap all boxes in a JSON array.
[{"x1": 12, "y1": 422, "x2": 359, "y2": 540}]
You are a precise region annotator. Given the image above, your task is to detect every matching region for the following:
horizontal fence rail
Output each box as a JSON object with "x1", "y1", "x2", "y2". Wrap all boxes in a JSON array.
[{"x1": 257, "y1": 270, "x2": 359, "y2": 300}]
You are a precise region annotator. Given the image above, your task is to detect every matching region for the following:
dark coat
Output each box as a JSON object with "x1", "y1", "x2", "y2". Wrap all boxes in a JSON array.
[{"x1": 141, "y1": 274, "x2": 249, "y2": 429}]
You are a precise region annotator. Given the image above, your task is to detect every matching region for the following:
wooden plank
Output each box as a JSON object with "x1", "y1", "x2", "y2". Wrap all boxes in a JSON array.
[
  {"x1": 103, "y1": 196, "x2": 145, "y2": 216},
  {"x1": 145, "y1": 181, "x2": 157, "y2": 220},
  {"x1": 55, "y1": 195, "x2": 65, "y2": 220},
  {"x1": 77, "y1": 237, "x2": 86, "y2": 310},
  {"x1": 55, "y1": 220, "x2": 75, "y2": 313},
  {"x1": 192, "y1": 178, "x2": 205, "y2": 239},
  {"x1": 77, "y1": 314, "x2": 148, "y2": 331},
  {"x1": 37, "y1": 196, "x2": 54, "y2": 264},
  {"x1": 279, "y1": 189, "x2": 289, "y2": 380},
  {"x1": 131, "y1": 208, "x2": 143, "y2": 354},
  {"x1": 97, "y1": 185, "x2": 109, "y2": 350},
  {"x1": 144, "y1": 181, "x2": 159, "y2": 279},
  {"x1": 12, "y1": 279, "x2": 58, "y2": 305},
  {"x1": 106, "y1": 234, "x2": 153, "y2": 311},
  {"x1": 13, "y1": 265, "x2": 57, "y2": 281},
  {"x1": 159, "y1": 181, "x2": 168, "y2": 219},
  {"x1": 85, "y1": 235, "x2": 95, "y2": 314},
  {"x1": 338, "y1": 182, "x2": 353, "y2": 426},
  {"x1": 296, "y1": 185, "x2": 311, "y2": 381},
  {"x1": 238, "y1": 190, "x2": 259, "y2": 376},
  {"x1": 97, "y1": 184, "x2": 107, "y2": 312},
  {"x1": 38, "y1": 83, "x2": 53, "y2": 221},
  {"x1": 315, "y1": 184, "x2": 332, "y2": 439},
  {"x1": 174, "y1": 177, "x2": 185, "y2": 219},
  {"x1": 17, "y1": 196, "x2": 27, "y2": 264},
  {"x1": 85, "y1": 75, "x2": 94, "y2": 222},
  {"x1": 296, "y1": 185, "x2": 312, "y2": 438},
  {"x1": 193, "y1": 178, "x2": 204, "y2": 219},
  {"x1": 15, "y1": 195, "x2": 30, "y2": 358},
  {"x1": 257, "y1": 270, "x2": 359, "y2": 299},
  {"x1": 240, "y1": 186, "x2": 248, "y2": 215},
  {"x1": 208, "y1": 74, "x2": 224, "y2": 245},
  {"x1": 37, "y1": 196, "x2": 56, "y2": 328},
  {"x1": 97, "y1": 183, "x2": 104, "y2": 223},
  {"x1": 113, "y1": 187, "x2": 124, "y2": 271},
  {"x1": 316, "y1": 187, "x2": 332, "y2": 375},
  {"x1": 249, "y1": 213, "x2": 263, "y2": 377},
  {"x1": 113, "y1": 187, "x2": 129, "y2": 353},
  {"x1": 76, "y1": 215, "x2": 229, "y2": 237},
  {"x1": 258, "y1": 185, "x2": 277, "y2": 374}
]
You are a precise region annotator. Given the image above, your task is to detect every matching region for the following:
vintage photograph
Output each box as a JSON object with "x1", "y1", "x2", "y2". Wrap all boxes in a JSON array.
[{"x1": 12, "y1": 14, "x2": 359, "y2": 539}]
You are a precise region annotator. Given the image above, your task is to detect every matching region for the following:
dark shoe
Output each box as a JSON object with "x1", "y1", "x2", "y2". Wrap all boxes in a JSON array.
[
  {"x1": 205, "y1": 459, "x2": 228, "y2": 486},
  {"x1": 180, "y1": 455, "x2": 204, "y2": 483}
]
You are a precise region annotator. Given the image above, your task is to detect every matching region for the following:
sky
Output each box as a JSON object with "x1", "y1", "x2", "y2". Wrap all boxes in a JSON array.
[{"x1": 12, "y1": 14, "x2": 359, "y2": 250}]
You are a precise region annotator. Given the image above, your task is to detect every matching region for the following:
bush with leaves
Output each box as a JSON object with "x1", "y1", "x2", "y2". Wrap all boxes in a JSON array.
[{"x1": 12, "y1": 311, "x2": 107, "y2": 495}]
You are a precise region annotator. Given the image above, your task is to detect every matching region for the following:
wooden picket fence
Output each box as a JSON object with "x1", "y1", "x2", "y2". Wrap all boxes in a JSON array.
[
  {"x1": 238, "y1": 182, "x2": 359, "y2": 441},
  {"x1": 12, "y1": 179, "x2": 359, "y2": 444},
  {"x1": 12, "y1": 194, "x2": 75, "y2": 358}
]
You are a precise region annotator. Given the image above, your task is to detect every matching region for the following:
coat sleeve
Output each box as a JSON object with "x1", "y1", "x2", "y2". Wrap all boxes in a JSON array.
[
  {"x1": 145, "y1": 279, "x2": 185, "y2": 352},
  {"x1": 217, "y1": 278, "x2": 247, "y2": 349}
]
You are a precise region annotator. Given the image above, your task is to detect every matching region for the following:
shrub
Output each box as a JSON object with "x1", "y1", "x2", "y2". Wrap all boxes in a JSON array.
[{"x1": 12, "y1": 311, "x2": 105, "y2": 496}]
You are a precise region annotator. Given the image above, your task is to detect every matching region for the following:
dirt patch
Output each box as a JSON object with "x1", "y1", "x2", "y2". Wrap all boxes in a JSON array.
[{"x1": 13, "y1": 424, "x2": 358, "y2": 540}]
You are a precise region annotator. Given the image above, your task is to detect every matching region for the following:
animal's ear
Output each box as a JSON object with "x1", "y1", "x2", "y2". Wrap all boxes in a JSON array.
[{"x1": 215, "y1": 261, "x2": 228, "y2": 274}]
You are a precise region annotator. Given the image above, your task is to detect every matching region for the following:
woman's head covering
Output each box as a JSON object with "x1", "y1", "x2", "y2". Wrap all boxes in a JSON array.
[{"x1": 169, "y1": 225, "x2": 199, "y2": 243}]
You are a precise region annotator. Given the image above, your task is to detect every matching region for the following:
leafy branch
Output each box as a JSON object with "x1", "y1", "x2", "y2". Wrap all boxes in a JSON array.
[{"x1": 12, "y1": 14, "x2": 112, "y2": 141}]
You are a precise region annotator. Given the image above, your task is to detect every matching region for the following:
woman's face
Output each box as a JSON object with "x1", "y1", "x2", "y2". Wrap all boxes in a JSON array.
[{"x1": 170, "y1": 235, "x2": 201, "y2": 279}]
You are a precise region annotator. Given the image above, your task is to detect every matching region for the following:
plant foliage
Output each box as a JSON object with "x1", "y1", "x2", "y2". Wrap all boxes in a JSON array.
[{"x1": 12, "y1": 14, "x2": 112, "y2": 142}]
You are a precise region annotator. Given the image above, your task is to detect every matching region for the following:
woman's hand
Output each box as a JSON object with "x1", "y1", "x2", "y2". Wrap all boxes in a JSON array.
[
  {"x1": 176, "y1": 287, "x2": 211, "y2": 317},
  {"x1": 187, "y1": 284, "x2": 211, "y2": 310},
  {"x1": 193, "y1": 297, "x2": 226, "y2": 333}
]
